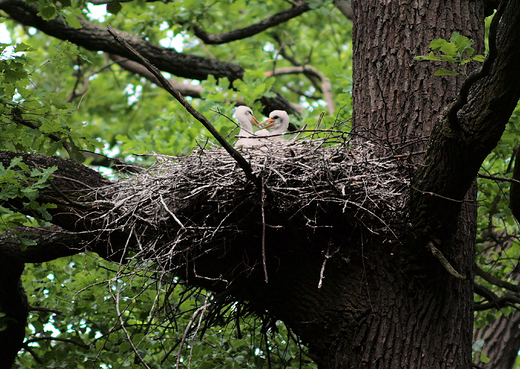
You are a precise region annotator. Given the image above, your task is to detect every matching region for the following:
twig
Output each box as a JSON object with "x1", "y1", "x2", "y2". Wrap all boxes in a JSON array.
[
  {"x1": 175, "y1": 300, "x2": 210, "y2": 368},
  {"x1": 106, "y1": 25, "x2": 261, "y2": 189},
  {"x1": 192, "y1": 1, "x2": 311, "y2": 45},
  {"x1": 318, "y1": 242, "x2": 337, "y2": 288},
  {"x1": 427, "y1": 241, "x2": 466, "y2": 280},
  {"x1": 113, "y1": 280, "x2": 152, "y2": 369},
  {"x1": 160, "y1": 194, "x2": 186, "y2": 230},
  {"x1": 261, "y1": 178, "x2": 268, "y2": 283}
]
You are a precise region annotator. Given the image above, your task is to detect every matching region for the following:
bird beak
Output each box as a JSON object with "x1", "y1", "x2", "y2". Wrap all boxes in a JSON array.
[
  {"x1": 260, "y1": 118, "x2": 275, "y2": 129},
  {"x1": 251, "y1": 115, "x2": 261, "y2": 128}
]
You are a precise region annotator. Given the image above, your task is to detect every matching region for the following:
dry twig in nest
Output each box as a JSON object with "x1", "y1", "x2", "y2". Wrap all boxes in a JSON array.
[{"x1": 94, "y1": 134, "x2": 411, "y2": 284}]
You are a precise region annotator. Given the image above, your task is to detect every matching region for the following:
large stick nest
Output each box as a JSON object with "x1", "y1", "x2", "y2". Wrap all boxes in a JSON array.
[{"x1": 96, "y1": 135, "x2": 411, "y2": 284}]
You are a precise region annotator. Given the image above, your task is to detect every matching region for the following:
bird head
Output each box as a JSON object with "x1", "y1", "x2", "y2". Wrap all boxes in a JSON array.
[
  {"x1": 235, "y1": 106, "x2": 261, "y2": 128},
  {"x1": 261, "y1": 110, "x2": 290, "y2": 132}
]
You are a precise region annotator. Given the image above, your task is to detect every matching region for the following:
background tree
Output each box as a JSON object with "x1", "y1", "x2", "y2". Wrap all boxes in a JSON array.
[{"x1": 1, "y1": 0, "x2": 520, "y2": 368}]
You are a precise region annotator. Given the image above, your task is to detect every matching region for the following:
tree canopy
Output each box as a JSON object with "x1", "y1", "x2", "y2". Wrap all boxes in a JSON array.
[{"x1": 1, "y1": 0, "x2": 520, "y2": 368}]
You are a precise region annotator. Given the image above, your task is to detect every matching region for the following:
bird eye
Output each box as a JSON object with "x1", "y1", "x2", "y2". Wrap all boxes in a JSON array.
[{"x1": 273, "y1": 116, "x2": 279, "y2": 119}]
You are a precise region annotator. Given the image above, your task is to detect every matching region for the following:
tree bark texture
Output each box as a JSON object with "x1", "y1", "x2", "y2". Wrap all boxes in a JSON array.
[
  {"x1": 349, "y1": 0, "x2": 487, "y2": 367},
  {"x1": 351, "y1": 0, "x2": 484, "y2": 157}
]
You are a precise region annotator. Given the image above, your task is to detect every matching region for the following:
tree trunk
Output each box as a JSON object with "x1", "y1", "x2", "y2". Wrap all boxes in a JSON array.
[{"x1": 341, "y1": 0, "x2": 484, "y2": 367}]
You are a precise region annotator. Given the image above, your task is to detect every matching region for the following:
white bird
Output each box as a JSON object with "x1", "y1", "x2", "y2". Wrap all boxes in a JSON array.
[
  {"x1": 234, "y1": 106, "x2": 262, "y2": 148},
  {"x1": 259, "y1": 110, "x2": 290, "y2": 142}
]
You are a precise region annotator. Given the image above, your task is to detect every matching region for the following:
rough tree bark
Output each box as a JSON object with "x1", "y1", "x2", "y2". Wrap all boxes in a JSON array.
[{"x1": 1, "y1": 1, "x2": 520, "y2": 368}]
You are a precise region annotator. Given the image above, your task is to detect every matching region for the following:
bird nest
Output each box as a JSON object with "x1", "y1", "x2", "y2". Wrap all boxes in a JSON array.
[{"x1": 97, "y1": 134, "x2": 412, "y2": 279}]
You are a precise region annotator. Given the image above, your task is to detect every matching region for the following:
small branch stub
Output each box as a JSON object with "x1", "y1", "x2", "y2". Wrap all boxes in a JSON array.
[{"x1": 427, "y1": 241, "x2": 466, "y2": 280}]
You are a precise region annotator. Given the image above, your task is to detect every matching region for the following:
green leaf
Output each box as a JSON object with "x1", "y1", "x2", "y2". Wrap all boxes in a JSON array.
[
  {"x1": 480, "y1": 351, "x2": 490, "y2": 364},
  {"x1": 107, "y1": 1, "x2": 122, "y2": 15},
  {"x1": 434, "y1": 68, "x2": 460, "y2": 76},
  {"x1": 14, "y1": 43, "x2": 33, "y2": 52},
  {"x1": 39, "y1": 4, "x2": 57, "y2": 20},
  {"x1": 430, "y1": 39, "x2": 457, "y2": 57},
  {"x1": 63, "y1": 12, "x2": 82, "y2": 29}
]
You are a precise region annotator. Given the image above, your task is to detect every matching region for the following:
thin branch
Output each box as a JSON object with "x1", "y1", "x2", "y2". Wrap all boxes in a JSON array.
[
  {"x1": 192, "y1": 1, "x2": 312, "y2": 45},
  {"x1": 113, "y1": 281, "x2": 152, "y2": 369},
  {"x1": 21, "y1": 345, "x2": 44, "y2": 365},
  {"x1": 107, "y1": 25, "x2": 261, "y2": 188},
  {"x1": 477, "y1": 172, "x2": 520, "y2": 184},
  {"x1": 261, "y1": 178, "x2": 268, "y2": 284},
  {"x1": 26, "y1": 336, "x2": 89, "y2": 349},
  {"x1": 29, "y1": 306, "x2": 63, "y2": 315},
  {"x1": 427, "y1": 241, "x2": 467, "y2": 280},
  {"x1": 474, "y1": 264, "x2": 520, "y2": 293},
  {"x1": 160, "y1": 194, "x2": 186, "y2": 230},
  {"x1": 264, "y1": 66, "x2": 335, "y2": 115},
  {"x1": 11, "y1": 113, "x2": 73, "y2": 158}
]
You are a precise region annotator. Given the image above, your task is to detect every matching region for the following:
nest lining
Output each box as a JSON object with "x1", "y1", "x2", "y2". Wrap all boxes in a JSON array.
[{"x1": 98, "y1": 136, "x2": 411, "y2": 270}]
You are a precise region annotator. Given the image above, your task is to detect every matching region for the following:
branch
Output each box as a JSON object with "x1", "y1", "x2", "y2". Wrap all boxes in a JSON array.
[
  {"x1": 192, "y1": 1, "x2": 312, "y2": 45},
  {"x1": 29, "y1": 306, "x2": 63, "y2": 315},
  {"x1": 474, "y1": 283, "x2": 520, "y2": 311},
  {"x1": 0, "y1": 0, "x2": 299, "y2": 115},
  {"x1": 474, "y1": 265, "x2": 520, "y2": 293},
  {"x1": 107, "y1": 54, "x2": 204, "y2": 98},
  {"x1": 26, "y1": 336, "x2": 89, "y2": 349},
  {"x1": 0, "y1": 226, "x2": 83, "y2": 263},
  {"x1": 334, "y1": 0, "x2": 353, "y2": 20},
  {"x1": 11, "y1": 112, "x2": 74, "y2": 158},
  {"x1": 107, "y1": 25, "x2": 261, "y2": 188},
  {"x1": 427, "y1": 241, "x2": 467, "y2": 280},
  {"x1": 0, "y1": 0, "x2": 243, "y2": 82},
  {"x1": 477, "y1": 172, "x2": 520, "y2": 184},
  {"x1": 264, "y1": 66, "x2": 335, "y2": 115}
]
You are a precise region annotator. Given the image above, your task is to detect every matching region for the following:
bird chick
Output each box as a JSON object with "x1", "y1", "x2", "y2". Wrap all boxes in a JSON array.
[
  {"x1": 259, "y1": 110, "x2": 290, "y2": 142},
  {"x1": 234, "y1": 106, "x2": 262, "y2": 148}
]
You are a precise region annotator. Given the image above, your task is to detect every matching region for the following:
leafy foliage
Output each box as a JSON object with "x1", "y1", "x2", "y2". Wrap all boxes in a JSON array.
[{"x1": 416, "y1": 32, "x2": 485, "y2": 76}]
